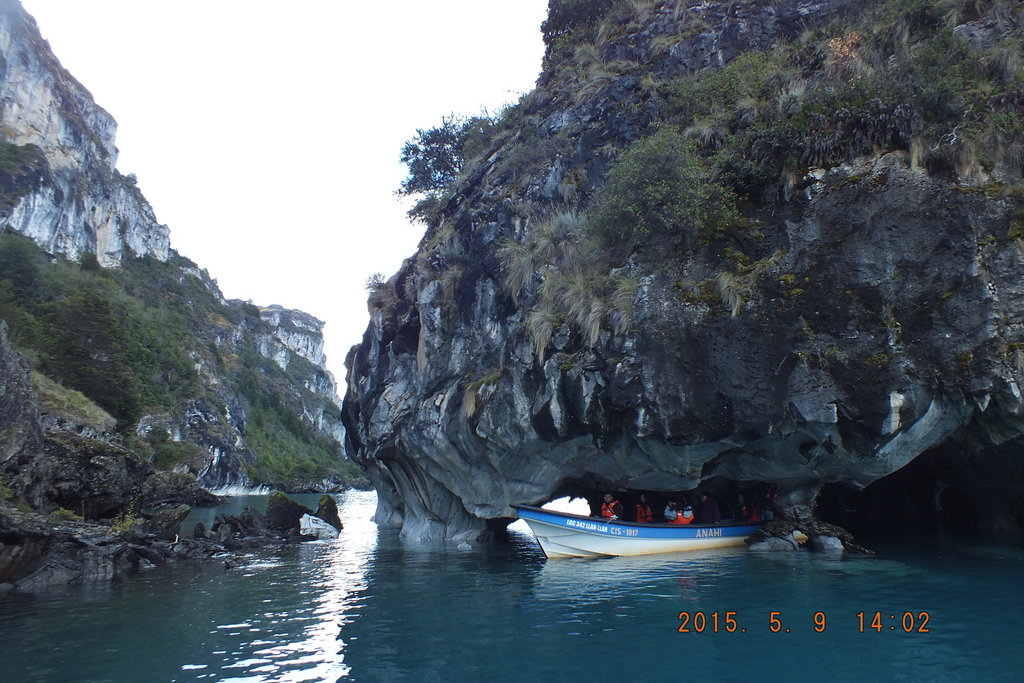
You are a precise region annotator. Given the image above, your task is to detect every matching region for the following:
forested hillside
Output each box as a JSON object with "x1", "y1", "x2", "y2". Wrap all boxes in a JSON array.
[{"x1": 0, "y1": 228, "x2": 357, "y2": 490}]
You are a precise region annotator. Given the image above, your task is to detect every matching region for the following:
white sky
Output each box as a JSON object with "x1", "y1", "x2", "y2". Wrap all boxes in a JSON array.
[{"x1": 18, "y1": 0, "x2": 550, "y2": 382}]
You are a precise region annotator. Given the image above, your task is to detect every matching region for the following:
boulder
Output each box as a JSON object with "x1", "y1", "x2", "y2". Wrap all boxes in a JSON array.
[
  {"x1": 299, "y1": 514, "x2": 339, "y2": 540},
  {"x1": 315, "y1": 494, "x2": 343, "y2": 531},
  {"x1": 142, "y1": 504, "x2": 191, "y2": 541},
  {"x1": 264, "y1": 491, "x2": 314, "y2": 534},
  {"x1": 140, "y1": 471, "x2": 224, "y2": 510},
  {"x1": 808, "y1": 535, "x2": 846, "y2": 553},
  {"x1": 747, "y1": 535, "x2": 801, "y2": 552}
]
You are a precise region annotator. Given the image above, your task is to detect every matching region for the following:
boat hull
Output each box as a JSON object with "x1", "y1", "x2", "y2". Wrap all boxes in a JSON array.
[{"x1": 512, "y1": 504, "x2": 761, "y2": 559}]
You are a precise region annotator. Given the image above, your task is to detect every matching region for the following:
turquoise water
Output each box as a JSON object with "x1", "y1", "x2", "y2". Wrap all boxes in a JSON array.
[{"x1": 2, "y1": 491, "x2": 1021, "y2": 682}]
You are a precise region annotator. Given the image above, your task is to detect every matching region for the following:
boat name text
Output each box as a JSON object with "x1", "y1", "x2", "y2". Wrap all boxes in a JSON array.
[{"x1": 565, "y1": 519, "x2": 640, "y2": 536}]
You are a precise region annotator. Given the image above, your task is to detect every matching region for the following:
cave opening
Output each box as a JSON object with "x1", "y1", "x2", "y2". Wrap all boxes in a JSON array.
[
  {"x1": 506, "y1": 476, "x2": 775, "y2": 526},
  {"x1": 496, "y1": 448, "x2": 1023, "y2": 543},
  {"x1": 815, "y1": 446, "x2": 1023, "y2": 541}
]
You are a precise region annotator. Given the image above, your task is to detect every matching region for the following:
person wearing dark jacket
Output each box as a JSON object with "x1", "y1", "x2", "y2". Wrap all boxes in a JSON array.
[{"x1": 695, "y1": 491, "x2": 721, "y2": 525}]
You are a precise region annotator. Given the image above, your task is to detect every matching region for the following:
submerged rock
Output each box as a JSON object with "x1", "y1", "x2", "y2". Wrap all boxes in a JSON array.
[{"x1": 747, "y1": 535, "x2": 802, "y2": 553}]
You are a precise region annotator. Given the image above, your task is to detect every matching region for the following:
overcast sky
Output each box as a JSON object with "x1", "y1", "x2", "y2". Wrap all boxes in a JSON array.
[{"x1": 19, "y1": 0, "x2": 550, "y2": 382}]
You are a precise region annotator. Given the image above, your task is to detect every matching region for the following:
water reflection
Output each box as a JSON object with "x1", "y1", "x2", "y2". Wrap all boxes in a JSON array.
[
  {"x1": 4, "y1": 493, "x2": 1023, "y2": 682},
  {"x1": 213, "y1": 490, "x2": 379, "y2": 682}
]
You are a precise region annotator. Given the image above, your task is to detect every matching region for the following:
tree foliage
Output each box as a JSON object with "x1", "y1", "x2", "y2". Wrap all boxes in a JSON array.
[
  {"x1": 591, "y1": 127, "x2": 740, "y2": 243},
  {"x1": 398, "y1": 114, "x2": 467, "y2": 196},
  {"x1": 46, "y1": 289, "x2": 143, "y2": 426},
  {"x1": 398, "y1": 112, "x2": 504, "y2": 220},
  {"x1": 542, "y1": 0, "x2": 616, "y2": 43}
]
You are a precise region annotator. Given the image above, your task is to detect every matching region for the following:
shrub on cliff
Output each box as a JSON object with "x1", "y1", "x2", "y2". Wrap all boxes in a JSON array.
[
  {"x1": 591, "y1": 127, "x2": 740, "y2": 244},
  {"x1": 399, "y1": 115, "x2": 467, "y2": 196},
  {"x1": 499, "y1": 211, "x2": 637, "y2": 361},
  {"x1": 398, "y1": 113, "x2": 503, "y2": 220},
  {"x1": 541, "y1": 0, "x2": 617, "y2": 69}
]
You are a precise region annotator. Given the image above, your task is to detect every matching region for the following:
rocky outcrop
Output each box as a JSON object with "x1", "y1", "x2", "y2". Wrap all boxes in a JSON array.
[
  {"x1": 201, "y1": 493, "x2": 344, "y2": 547},
  {"x1": 139, "y1": 471, "x2": 224, "y2": 510},
  {"x1": 0, "y1": 502, "x2": 235, "y2": 591},
  {"x1": 0, "y1": 0, "x2": 169, "y2": 267},
  {"x1": 257, "y1": 305, "x2": 345, "y2": 443},
  {"x1": 0, "y1": 320, "x2": 43, "y2": 477},
  {"x1": 37, "y1": 431, "x2": 154, "y2": 519},
  {"x1": 259, "y1": 305, "x2": 331, "y2": 369},
  {"x1": 343, "y1": 0, "x2": 1024, "y2": 543},
  {"x1": 0, "y1": 322, "x2": 235, "y2": 590},
  {"x1": 141, "y1": 293, "x2": 347, "y2": 491}
]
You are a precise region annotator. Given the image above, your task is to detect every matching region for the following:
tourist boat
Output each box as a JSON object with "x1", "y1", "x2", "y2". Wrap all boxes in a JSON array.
[{"x1": 511, "y1": 504, "x2": 762, "y2": 559}]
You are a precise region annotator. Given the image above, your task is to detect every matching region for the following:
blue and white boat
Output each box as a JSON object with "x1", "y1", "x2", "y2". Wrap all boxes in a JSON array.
[{"x1": 512, "y1": 504, "x2": 762, "y2": 559}]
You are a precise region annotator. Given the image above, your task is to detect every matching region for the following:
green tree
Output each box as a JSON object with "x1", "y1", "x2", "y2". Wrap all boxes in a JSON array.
[
  {"x1": 398, "y1": 114, "x2": 468, "y2": 196},
  {"x1": 541, "y1": 0, "x2": 616, "y2": 45},
  {"x1": 0, "y1": 230, "x2": 41, "y2": 300},
  {"x1": 45, "y1": 289, "x2": 142, "y2": 427}
]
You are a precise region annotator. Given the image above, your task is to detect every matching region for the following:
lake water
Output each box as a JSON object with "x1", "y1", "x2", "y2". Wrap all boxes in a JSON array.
[{"x1": 1, "y1": 490, "x2": 1021, "y2": 682}]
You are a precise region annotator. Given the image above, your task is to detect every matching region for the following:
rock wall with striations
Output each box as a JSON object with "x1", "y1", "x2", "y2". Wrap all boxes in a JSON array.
[
  {"x1": 343, "y1": 0, "x2": 1024, "y2": 542},
  {"x1": 0, "y1": 0, "x2": 169, "y2": 266}
]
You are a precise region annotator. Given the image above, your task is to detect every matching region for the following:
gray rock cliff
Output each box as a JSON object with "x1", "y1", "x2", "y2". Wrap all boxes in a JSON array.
[{"x1": 343, "y1": 0, "x2": 1024, "y2": 542}]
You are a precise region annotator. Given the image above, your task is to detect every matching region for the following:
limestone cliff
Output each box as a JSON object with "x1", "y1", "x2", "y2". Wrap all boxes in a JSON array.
[
  {"x1": 344, "y1": 0, "x2": 1024, "y2": 542},
  {"x1": 0, "y1": 0, "x2": 168, "y2": 267}
]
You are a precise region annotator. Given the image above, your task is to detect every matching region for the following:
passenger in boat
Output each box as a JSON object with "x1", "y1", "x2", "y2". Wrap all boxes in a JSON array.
[
  {"x1": 735, "y1": 494, "x2": 761, "y2": 522},
  {"x1": 663, "y1": 501, "x2": 680, "y2": 522},
  {"x1": 759, "y1": 483, "x2": 778, "y2": 520},
  {"x1": 678, "y1": 504, "x2": 695, "y2": 524},
  {"x1": 635, "y1": 494, "x2": 653, "y2": 523},
  {"x1": 600, "y1": 493, "x2": 623, "y2": 520},
  {"x1": 695, "y1": 492, "x2": 722, "y2": 524}
]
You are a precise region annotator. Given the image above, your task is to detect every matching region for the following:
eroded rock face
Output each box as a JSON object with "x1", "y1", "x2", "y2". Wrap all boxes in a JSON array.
[
  {"x1": 343, "y1": 0, "x2": 1024, "y2": 545},
  {"x1": 348, "y1": 154, "x2": 1024, "y2": 542},
  {"x1": 0, "y1": 0, "x2": 169, "y2": 267}
]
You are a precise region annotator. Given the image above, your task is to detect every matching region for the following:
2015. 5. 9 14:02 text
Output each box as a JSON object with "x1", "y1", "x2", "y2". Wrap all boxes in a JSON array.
[{"x1": 676, "y1": 611, "x2": 931, "y2": 633}]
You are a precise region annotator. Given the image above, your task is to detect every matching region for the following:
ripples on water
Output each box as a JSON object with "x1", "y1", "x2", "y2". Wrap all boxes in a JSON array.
[{"x1": 2, "y1": 492, "x2": 1021, "y2": 682}]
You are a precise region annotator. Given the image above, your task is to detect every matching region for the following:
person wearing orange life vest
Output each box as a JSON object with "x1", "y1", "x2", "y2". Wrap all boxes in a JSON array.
[
  {"x1": 600, "y1": 493, "x2": 623, "y2": 519},
  {"x1": 674, "y1": 502, "x2": 695, "y2": 524},
  {"x1": 635, "y1": 494, "x2": 653, "y2": 523},
  {"x1": 735, "y1": 493, "x2": 761, "y2": 522}
]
